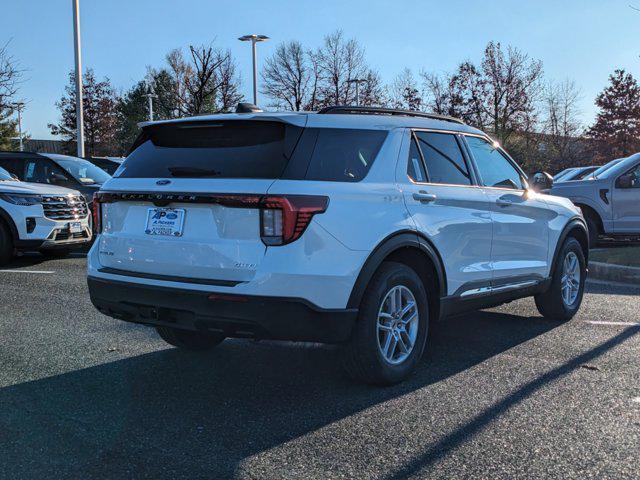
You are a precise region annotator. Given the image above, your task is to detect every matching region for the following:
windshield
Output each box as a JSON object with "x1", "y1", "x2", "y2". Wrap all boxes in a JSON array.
[
  {"x1": 54, "y1": 157, "x2": 111, "y2": 185},
  {"x1": 0, "y1": 166, "x2": 13, "y2": 181},
  {"x1": 554, "y1": 168, "x2": 576, "y2": 181},
  {"x1": 592, "y1": 159, "x2": 622, "y2": 178},
  {"x1": 573, "y1": 167, "x2": 598, "y2": 180}
]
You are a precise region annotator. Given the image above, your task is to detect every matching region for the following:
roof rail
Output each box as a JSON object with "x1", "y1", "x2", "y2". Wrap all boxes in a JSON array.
[
  {"x1": 317, "y1": 106, "x2": 465, "y2": 125},
  {"x1": 0, "y1": 150, "x2": 40, "y2": 156}
]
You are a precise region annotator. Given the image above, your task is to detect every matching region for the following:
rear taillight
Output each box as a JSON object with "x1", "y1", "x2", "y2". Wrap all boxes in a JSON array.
[
  {"x1": 92, "y1": 193, "x2": 102, "y2": 234},
  {"x1": 259, "y1": 195, "x2": 328, "y2": 246},
  {"x1": 90, "y1": 191, "x2": 327, "y2": 245}
]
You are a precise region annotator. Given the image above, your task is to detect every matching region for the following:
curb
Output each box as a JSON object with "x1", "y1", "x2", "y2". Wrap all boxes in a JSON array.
[{"x1": 588, "y1": 261, "x2": 640, "y2": 286}]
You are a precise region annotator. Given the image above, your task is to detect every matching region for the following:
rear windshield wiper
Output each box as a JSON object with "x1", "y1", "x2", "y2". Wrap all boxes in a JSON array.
[{"x1": 168, "y1": 167, "x2": 222, "y2": 178}]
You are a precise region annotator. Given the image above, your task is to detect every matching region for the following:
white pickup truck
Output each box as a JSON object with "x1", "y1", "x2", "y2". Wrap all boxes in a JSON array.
[{"x1": 549, "y1": 153, "x2": 640, "y2": 246}]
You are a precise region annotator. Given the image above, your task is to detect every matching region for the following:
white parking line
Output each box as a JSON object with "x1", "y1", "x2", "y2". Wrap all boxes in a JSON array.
[
  {"x1": 0, "y1": 269, "x2": 55, "y2": 274},
  {"x1": 584, "y1": 320, "x2": 640, "y2": 327}
]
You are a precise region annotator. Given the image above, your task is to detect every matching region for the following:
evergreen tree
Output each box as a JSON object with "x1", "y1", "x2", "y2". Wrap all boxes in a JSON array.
[
  {"x1": 587, "y1": 69, "x2": 640, "y2": 159},
  {"x1": 0, "y1": 111, "x2": 17, "y2": 150},
  {"x1": 48, "y1": 69, "x2": 120, "y2": 156}
]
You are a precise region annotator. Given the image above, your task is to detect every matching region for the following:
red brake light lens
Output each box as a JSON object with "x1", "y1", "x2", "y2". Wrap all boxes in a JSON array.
[
  {"x1": 260, "y1": 195, "x2": 328, "y2": 246},
  {"x1": 92, "y1": 193, "x2": 102, "y2": 234}
]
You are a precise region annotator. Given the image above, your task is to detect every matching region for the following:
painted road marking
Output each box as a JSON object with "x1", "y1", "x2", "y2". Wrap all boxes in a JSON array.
[
  {"x1": 584, "y1": 320, "x2": 640, "y2": 327},
  {"x1": 0, "y1": 269, "x2": 55, "y2": 274}
]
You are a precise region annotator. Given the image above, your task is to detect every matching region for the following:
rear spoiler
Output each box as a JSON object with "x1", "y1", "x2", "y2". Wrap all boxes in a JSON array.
[{"x1": 129, "y1": 115, "x2": 309, "y2": 156}]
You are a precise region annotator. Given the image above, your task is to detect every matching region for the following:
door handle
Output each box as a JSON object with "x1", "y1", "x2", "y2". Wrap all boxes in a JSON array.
[
  {"x1": 496, "y1": 198, "x2": 513, "y2": 207},
  {"x1": 413, "y1": 191, "x2": 437, "y2": 203}
]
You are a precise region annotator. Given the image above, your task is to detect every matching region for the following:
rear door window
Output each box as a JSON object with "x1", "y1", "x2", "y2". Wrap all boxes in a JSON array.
[
  {"x1": 414, "y1": 132, "x2": 471, "y2": 185},
  {"x1": 407, "y1": 135, "x2": 427, "y2": 182}
]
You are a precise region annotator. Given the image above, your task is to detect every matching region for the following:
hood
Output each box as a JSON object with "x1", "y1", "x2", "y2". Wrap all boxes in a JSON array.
[
  {"x1": 550, "y1": 177, "x2": 604, "y2": 196},
  {"x1": 0, "y1": 180, "x2": 81, "y2": 197}
]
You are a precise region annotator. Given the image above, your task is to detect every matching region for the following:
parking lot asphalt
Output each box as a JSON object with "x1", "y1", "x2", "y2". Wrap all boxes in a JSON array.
[{"x1": 0, "y1": 254, "x2": 638, "y2": 479}]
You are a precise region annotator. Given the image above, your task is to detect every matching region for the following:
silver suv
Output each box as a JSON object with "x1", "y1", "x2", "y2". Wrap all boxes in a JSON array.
[{"x1": 550, "y1": 153, "x2": 640, "y2": 245}]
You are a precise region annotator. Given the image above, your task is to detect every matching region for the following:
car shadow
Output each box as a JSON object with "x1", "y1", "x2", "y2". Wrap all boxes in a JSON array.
[
  {"x1": 0, "y1": 309, "x2": 566, "y2": 479},
  {"x1": 4, "y1": 250, "x2": 86, "y2": 268}
]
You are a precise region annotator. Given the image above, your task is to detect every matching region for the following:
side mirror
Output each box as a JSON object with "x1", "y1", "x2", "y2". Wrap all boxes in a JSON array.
[
  {"x1": 531, "y1": 171, "x2": 553, "y2": 192},
  {"x1": 616, "y1": 173, "x2": 635, "y2": 189}
]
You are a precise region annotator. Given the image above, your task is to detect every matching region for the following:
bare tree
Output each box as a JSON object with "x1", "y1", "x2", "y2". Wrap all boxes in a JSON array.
[
  {"x1": 480, "y1": 42, "x2": 544, "y2": 143},
  {"x1": 0, "y1": 40, "x2": 22, "y2": 149},
  {"x1": 358, "y1": 69, "x2": 387, "y2": 107},
  {"x1": 422, "y1": 63, "x2": 485, "y2": 125},
  {"x1": 391, "y1": 68, "x2": 421, "y2": 110},
  {"x1": 304, "y1": 50, "x2": 322, "y2": 110},
  {"x1": 165, "y1": 44, "x2": 242, "y2": 116},
  {"x1": 543, "y1": 79, "x2": 583, "y2": 168},
  {"x1": 262, "y1": 41, "x2": 310, "y2": 110},
  {"x1": 316, "y1": 31, "x2": 367, "y2": 106}
]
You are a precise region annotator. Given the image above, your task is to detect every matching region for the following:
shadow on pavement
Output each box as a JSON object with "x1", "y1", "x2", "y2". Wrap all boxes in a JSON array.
[{"x1": 0, "y1": 309, "x2": 564, "y2": 478}]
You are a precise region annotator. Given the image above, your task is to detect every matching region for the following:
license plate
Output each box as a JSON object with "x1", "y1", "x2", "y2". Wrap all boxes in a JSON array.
[
  {"x1": 145, "y1": 208, "x2": 185, "y2": 237},
  {"x1": 69, "y1": 222, "x2": 82, "y2": 234}
]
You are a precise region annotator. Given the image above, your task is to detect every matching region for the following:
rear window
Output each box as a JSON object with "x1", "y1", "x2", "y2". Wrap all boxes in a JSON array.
[
  {"x1": 118, "y1": 121, "x2": 387, "y2": 182},
  {"x1": 118, "y1": 121, "x2": 303, "y2": 179}
]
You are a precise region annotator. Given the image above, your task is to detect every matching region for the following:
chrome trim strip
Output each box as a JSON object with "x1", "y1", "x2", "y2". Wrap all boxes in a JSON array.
[{"x1": 459, "y1": 280, "x2": 538, "y2": 298}]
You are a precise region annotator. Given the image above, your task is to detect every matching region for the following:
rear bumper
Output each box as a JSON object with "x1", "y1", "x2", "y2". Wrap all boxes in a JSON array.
[{"x1": 87, "y1": 277, "x2": 357, "y2": 343}]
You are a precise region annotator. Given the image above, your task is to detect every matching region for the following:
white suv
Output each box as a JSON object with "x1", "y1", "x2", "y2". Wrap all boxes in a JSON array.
[
  {"x1": 87, "y1": 106, "x2": 588, "y2": 385},
  {"x1": 0, "y1": 166, "x2": 92, "y2": 264}
]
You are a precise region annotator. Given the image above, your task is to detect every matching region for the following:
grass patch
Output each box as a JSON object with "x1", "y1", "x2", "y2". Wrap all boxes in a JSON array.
[{"x1": 590, "y1": 246, "x2": 640, "y2": 267}]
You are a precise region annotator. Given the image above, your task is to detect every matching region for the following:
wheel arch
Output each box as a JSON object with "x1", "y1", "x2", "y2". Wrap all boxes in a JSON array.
[
  {"x1": 347, "y1": 231, "x2": 447, "y2": 318},
  {"x1": 552, "y1": 217, "x2": 589, "y2": 268},
  {"x1": 574, "y1": 203, "x2": 603, "y2": 235},
  {"x1": 0, "y1": 205, "x2": 18, "y2": 241}
]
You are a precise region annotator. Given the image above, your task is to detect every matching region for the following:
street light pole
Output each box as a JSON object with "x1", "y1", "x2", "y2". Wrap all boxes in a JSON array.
[
  {"x1": 347, "y1": 78, "x2": 367, "y2": 107},
  {"x1": 11, "y1": 102, "x2": 25, "y2": 152},
  {"x1": 238, "y1": 34, "x2": 269, "y2": 105},
  {"x1": 72, "y1": 0, "x2": 85, "y2": 158},
  {"x1": 144, "y1": 89, "x2": 158, "y2": 121}
]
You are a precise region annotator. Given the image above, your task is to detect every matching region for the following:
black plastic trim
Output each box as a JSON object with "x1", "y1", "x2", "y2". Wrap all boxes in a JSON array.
[
  {"x1": 317, "y1": 106, "x2": 465, "y2": 125},
  {"x1": 347, "y1": 231, "x2": 447, "y2": 309},
  {"x1": 88, "y1": 277, "x2": 357, "y2": 343},
  {"x1": 97, "y1": 267, "x2": 243, "y2": 287},
  {"x1": 551, "y1": 217, "x2": 589, "y2": 268},
  {"x1": 440, "y1": 278, "x2": 551, "y2": 318},
  {"x1": 0, "y1": 205, "x2": 19, "y2": 241}
]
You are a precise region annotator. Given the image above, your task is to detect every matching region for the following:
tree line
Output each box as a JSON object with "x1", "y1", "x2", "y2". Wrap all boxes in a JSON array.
[{"x1": 1, "y1": 31, "x2": 640, "y2": 173}]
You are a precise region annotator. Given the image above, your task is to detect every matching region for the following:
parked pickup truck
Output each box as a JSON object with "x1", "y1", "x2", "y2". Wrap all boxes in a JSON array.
[{"x1": 549, "y1": 153, "x2": 640, "y2": 246}]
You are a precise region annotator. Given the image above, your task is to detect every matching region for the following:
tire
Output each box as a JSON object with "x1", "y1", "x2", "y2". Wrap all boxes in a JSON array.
[
  {"x1": 342, "y1": 261, "x2": 430, "y2": 386},
  {"x1": 0, "y1": 222, "x2": 13, "y2": 266},
  {"x1": 156, "y1": 326, "x2": 225, "y2": 351},
  {"x1": 40, "y1": 248, "x2": 72, "y2": 258},
  {"x1": 585, "y1": 215, "x2": 599, "y2": 248},
  {"x1": 535, "y1": 237, "x2": 586, "y2": 321}
]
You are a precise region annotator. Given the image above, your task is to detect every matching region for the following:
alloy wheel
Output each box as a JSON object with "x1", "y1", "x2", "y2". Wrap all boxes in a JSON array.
[{"x1": 376, "y1": 285, "x2": 419, "y2": 365}]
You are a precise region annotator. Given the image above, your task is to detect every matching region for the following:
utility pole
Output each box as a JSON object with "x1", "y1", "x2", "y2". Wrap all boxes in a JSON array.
[
  {"x1": 72, "y1": 0, "x2": 85, "y2": 157},
  {"x1": 238, "y1": 34, "x2": 269, "y2": 105},
  {"x1": 347, "y1": 78, "x2": 367, "y2": 106},
  {"x1": 11, "y1": 102, "x2": 25, "y2": 151}
]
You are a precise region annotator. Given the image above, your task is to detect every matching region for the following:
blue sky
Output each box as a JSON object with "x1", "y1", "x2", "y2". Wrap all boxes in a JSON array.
[{"x1": 3, "y1": 0, "x2": 639, "y2": 139}]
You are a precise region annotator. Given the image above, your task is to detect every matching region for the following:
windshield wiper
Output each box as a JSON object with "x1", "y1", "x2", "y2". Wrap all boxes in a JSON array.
[{"x1": 168, "y1": 167, "x2": 222, "y2": 178}]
